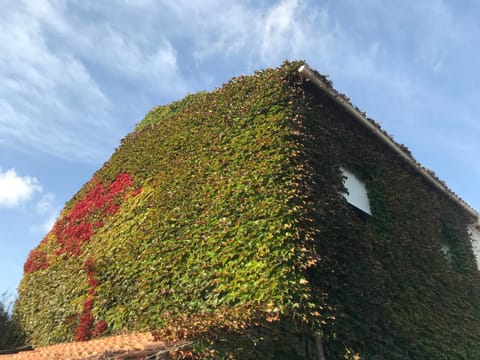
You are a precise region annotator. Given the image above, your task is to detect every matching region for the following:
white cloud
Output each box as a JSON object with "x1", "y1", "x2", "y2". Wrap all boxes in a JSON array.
[
  {"x1": 30, "y1": 192, "x2": 60, "y2": 234},
  {"x1": 41, "y1": 212, "x2": 59, "y2": 233},
  {"x1": 1, "y1": 0, "x2": 353, "y2": 163},
  {"x1": 1, "y1": 0, "x2": 478, "y2": 188},
  {"x1": 260, "y1": 0, "x2": 302, "y2": 61},
  {"x1": 0, "y1": 168, "x2": 42, "y2": 208},
  {"x1": 0, "y1": 1, "x2": 113, "y2": 162},
  {"x1": 160, "y1": 0, "x2": 384, "y2": 85},
  {"x1": 0, "y1": 0, "x2": 185, "y2": 163},
  {"x1": 35, "y1": 193, "x2": 55, "y2": 215}
]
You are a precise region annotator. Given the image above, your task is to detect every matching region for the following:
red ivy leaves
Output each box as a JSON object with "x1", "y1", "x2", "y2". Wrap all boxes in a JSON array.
[
  {"x1": 68, "y1": 174, "x2": 140, "y2": 340},
  {"x1": 24, "y1": 173, "x2": 140, "y2": 274},
  {"x1": 75, "y1": 257, "x2": 107, "y2": 341},
  {"x1": 24, "y1": 235, "x2": 52, "y2": 274},
  {"x1": 54, "y1": 173, "x2": 137, "y2": 258},
  {"x1": 75, "y1": 296, "x2": 95, "y2": 342},
  {"x1": 92, "y1": 320, "x2": 108, "y2": 338},
  {"x1": 23, "y1": 248, "x2": 49, "y2": 273},
  {"x1": 24, "y1": 173, "x2": 142, "y2": 340}
]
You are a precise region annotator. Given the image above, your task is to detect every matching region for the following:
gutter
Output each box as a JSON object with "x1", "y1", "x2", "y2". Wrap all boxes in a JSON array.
[{"x1": 298, "y1": 64, "x2": 480, "y2": 226}]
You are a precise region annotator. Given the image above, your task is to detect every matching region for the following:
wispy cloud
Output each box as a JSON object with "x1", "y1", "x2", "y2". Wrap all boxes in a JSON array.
[
  {"x1": 35, "y1": 192, "x2": 55, "y2": 215},
  {"x1": 32, "y1": 192, "x2": 60, "y2": 234},
  {"x1": 2, "y1": 0, "x2": 480, "y2": 206},
  {"x1": 0, "y1": 0, "x2": 185, "y2": 163},
  {"x1": 0, "y1": 166, "x2": 58, "y2": 233},
  {"x1": 0, "y1": 0, "x2": 387, "y2": 163},
  {"x1": 0, "y1": 168, "x2": 42, "y2": 208},
  {"x1": 0, "y1": 1, "x2": 111, "y2": 162}
]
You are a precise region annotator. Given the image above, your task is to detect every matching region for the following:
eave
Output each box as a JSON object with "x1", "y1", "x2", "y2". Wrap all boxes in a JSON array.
[{"x1": 298, "y1": 64, "x2": 480, "y2": 227}]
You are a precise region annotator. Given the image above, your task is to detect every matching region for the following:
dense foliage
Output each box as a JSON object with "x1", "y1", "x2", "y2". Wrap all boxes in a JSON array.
[
  {"x1": 14, "y1": 61, "x2": 480, "y2": 358},
  {"x1": 294, "y1": 78, "x2": 480, "y2": 359},
  {"x1": 0, "y1": 296, "x2": 24, "y2": 350},
  {"x1": 0, "y1": 300, "x2": 11, "y2": 350}
]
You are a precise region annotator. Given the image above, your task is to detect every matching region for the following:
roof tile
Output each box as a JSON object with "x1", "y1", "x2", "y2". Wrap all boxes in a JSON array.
[{"x1": 0, "y1": 332, "x2": 169, "y2": 360}]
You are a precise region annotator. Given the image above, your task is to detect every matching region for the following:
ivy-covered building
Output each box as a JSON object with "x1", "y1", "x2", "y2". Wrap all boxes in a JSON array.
[{"x1": 13, "y1": 61, "x2": 480, "y2": 359}]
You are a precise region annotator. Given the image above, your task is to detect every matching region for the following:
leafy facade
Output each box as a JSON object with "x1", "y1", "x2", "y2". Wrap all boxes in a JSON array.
[{"x1": 14, "y1": 61, "x2": 480, "y2": 359}]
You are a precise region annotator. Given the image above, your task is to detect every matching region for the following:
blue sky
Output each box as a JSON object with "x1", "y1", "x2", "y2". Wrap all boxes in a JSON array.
[{"x1": 1, "y1": 0, "x2": 480, "y2": 295}]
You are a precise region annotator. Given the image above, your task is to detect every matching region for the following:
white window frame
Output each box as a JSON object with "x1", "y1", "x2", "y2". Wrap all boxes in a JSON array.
[
  {"x1": 468, "y1": 224, "x2": 480, "y2": 270},
  {"x1": 340, "y1": 167, "x2": 372, "y2": 215},
  {"x1": 440, "y1": 243, "x2": 453, "y2": 263}
]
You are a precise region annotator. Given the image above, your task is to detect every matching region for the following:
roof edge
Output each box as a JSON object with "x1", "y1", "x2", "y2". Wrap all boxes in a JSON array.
[{"x1": 298, "y1": 64, "x2": 479, "y2": 225}]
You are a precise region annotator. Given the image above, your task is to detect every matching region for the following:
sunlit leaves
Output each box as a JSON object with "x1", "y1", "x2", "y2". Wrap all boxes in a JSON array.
[{"x1": 16, "y1": 59, "x2": 480, "y2": 358}]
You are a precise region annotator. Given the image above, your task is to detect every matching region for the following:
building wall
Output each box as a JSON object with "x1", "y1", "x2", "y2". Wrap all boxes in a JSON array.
[
  {"x1": 14, "y1": 63, "x2": 480, "y2": 358},
  {"x1": 297, "y1": 81, "x2": 480, "y2": 359}
]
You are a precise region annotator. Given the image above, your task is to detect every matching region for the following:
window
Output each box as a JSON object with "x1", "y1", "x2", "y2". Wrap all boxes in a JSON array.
[
  {"x1": 468, "y1": 224, "x2": 480, "y2": 270},
  {"x1": 440, "y1": 243, "x2": 453, "y2": 263},
  {"x1": 340, "y1": 167, "x2": 371, "y2": 215}
]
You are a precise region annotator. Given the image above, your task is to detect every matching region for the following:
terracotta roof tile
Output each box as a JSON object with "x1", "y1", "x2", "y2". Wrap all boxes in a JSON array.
[{"x1": 0, "y1": 332, "x2": 176, "y2": 360}]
